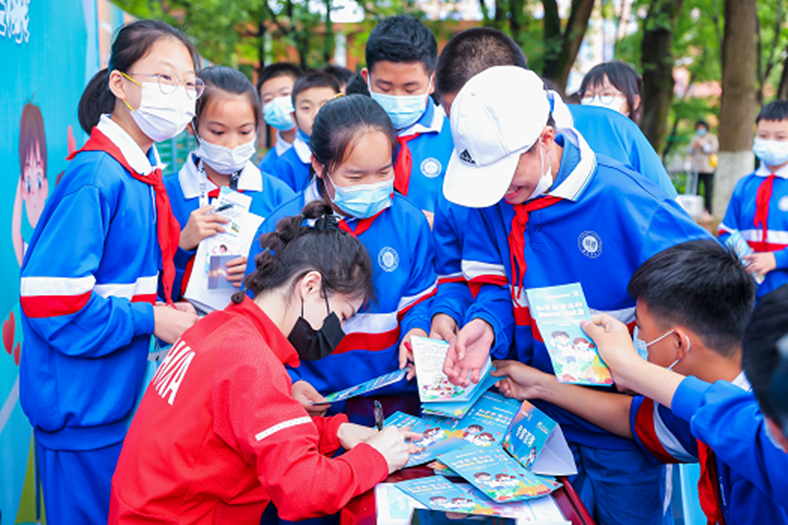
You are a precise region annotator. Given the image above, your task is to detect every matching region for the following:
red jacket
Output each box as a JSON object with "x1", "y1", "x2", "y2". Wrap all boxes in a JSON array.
[{"x1": 109, "y1": 297, "x2": 389, "y2": 524}]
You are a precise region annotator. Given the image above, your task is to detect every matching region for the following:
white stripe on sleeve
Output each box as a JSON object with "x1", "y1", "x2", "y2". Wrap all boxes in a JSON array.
[{"x1": 254, "y1": 416, "x2": 312, "y2": 442}]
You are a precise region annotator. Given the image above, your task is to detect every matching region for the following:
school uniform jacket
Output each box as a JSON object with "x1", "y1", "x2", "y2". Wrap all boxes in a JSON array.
[
  {"x1": 394, "y1": 98, "x2": 454, "y2": 214},
  {"x1": 461, "y1": 129, "x2": 711, "y2": 450},
  {"x1": 269, "y1": 130, "x2": 311, "y2": 193},
  {"x1": 109, "y1": 297, "x2": 389, "y2": 524},
  {"x1": 19, "y1": 115, "x2": 161, "y2": 451},
  {"x1": 718, "y1": 163, "x2": 788, "y2": 299},
  {"x1": 631, "y1": 374, "x2": 788, "y2": 524},
  {"x1": 245, "y1": 181, "x2": 436, "y2": 396},
  {"x1": 165, "y1": 153, "x2": 294, "y2": 300},
  {"x1": 257, "y1": 130, "x2": 294, "y2": 174},
  {"x1": 430, "y1": 106, "x2": 677, "y2": 343}
]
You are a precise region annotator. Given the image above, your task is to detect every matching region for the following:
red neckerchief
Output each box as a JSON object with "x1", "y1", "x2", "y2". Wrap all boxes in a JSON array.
[
  {"x1": 69, "y1": 128, "x2": 180, "y2": 305},
  {"x1": 697, "y1": 442, "x2": 726, "y2": 525},
  {"x1": 753, "y1": 174, "x2": 776, "y2": 249},
  {"x1": 508, "y1": 196, "x2": 562, "y2": 301},
  {"x1": 393, "y1": 133, "x2": 419, "y2": 196},
  {"x1": 337, "y1": 208, "x2": 387, "y2": 238}
]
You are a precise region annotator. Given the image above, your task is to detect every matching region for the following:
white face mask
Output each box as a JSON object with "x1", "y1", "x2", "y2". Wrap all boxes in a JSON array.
[
  {"x1": 130, "y1": 83, "x2": 196, "y2": 143},
  {"x1": 529, "y1": 140, "x2": 553, "y2": 200},
  {"x1": 752, "y1": 138, "x2": 788, "y2": 168},
  {"x1": 195, "y1": 134, "x2": 257, "y2": 175}
]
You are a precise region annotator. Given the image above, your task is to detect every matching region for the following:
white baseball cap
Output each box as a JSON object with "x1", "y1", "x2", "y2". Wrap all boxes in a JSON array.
[{"x1": 443, "y1": 66, "x2": 551, "y2": 208}]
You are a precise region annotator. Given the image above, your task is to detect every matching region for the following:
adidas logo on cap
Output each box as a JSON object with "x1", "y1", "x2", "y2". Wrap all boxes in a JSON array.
[{"x1": 459, "y1": 149, "x2": 476, "y2": 165}]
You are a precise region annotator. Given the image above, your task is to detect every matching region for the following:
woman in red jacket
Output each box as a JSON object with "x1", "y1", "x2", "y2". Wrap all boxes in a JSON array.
[{"x1": 109, "y1": 200, "x2": 417, "y2": 524}]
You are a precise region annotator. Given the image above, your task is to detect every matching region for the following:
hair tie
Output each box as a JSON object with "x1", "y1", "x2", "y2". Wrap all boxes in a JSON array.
[{"x1": 313, "y1": 214, "x2": 340, "y2": 232}]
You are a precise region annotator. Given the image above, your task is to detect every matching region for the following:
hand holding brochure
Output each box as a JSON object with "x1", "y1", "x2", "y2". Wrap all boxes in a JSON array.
[
  {"x1": 526, "y1": 283, "x2": 612, "y2": 386},
  {"x1": 723, "y1": 229, "x2": 765, "y2": 284},
  {"x1": 440, "y1": 446, "x2": 561, "y2": 503},
  {"x1": 412, "y1": 336, "x2": 492, "y2": 403},
  {"x1": 501, "y1": 401, "x2": 576, "y2": 477}
]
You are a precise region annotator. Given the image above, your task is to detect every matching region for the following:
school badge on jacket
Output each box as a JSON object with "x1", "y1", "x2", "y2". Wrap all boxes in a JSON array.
[{"x1": 578, "y1": 231, "x2": 602, "y2": 258}]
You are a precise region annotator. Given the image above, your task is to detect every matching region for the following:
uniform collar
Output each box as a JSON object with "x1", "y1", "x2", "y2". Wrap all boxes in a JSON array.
[
  {"x1": 293, "y1": 133, "x2": 312, "y2": 164},
  {"x1": 755, "y1": 162, "x2": 788, "y2": 179},
  {"x1": 398, "y1": 97, "x2": 444, "y2": 136},
  {"x1": 228, "y1": 296, "x2": 300, "y2": 368},
  {"x1": 275, "y1": 130, "x2": 294, "y2": 157},
  {"x1": 179, "y1": 152, "x2": 263, "y2": 199},
  {"x1": 96, "y1": 114, "x2": 165, "y2": 175},
  {"x1": 731, "y1": 372, "x2": 751, "y2": 391},
  {"x1": 545, "y1": 128, "x2": 597, "y2": 202}
]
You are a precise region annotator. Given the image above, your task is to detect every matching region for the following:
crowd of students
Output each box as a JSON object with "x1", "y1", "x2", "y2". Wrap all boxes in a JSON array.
[{"x1": 15, "y1": 14, "x2": 788, "y2": 525}]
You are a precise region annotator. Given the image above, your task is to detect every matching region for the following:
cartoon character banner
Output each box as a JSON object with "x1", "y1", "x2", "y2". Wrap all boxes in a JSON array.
[{"x1": 0, "y1": 1, "x2": 130, "y2": 521}]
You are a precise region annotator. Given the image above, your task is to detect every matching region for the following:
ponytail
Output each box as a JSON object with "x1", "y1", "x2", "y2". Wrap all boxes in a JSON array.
[
  {"x1": 78, "y1": 69, "x2": 115, "y2": 133},
  {"x1": 233, "y1": 200, "x2": 374, "y2": 305}
]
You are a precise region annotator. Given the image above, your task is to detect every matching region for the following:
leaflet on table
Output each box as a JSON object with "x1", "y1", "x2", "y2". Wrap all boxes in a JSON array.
[
  {"x1": 395, "y1": 476, "x2": 497, "y2": 515},
  {"x1": 501, "y1": 401, "x2": 576, "y2": 477},
  {"x1": 314, "y1": 369, "x2": 408, "y2": 404},
  {"x1": 412, "y1": 336, "x2": 493, "y2": 403},
  {"x1": 526, "y1": 283, "x2": 613, "y2": 386},
  {"x1": 439, "y1": 446, "x2": 561, "y2": 503},
  {"x1": 375, "y1": 483, "x2": 426, "y2": 525},
  {"x1": 420, "y1": 373, "x2": 501, "y2": 419},
  {"x1": 383, "y1": 411, "x2": 467, "y2": 467},
  {"x1": 184, "y1": 189, "x2": 263, "y2": 313},
  {"x1": 723, "y1": 229, "x2": 765, "y2": 284}
]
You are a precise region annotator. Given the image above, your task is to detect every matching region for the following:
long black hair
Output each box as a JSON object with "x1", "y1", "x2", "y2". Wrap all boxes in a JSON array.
[
  {"x1": 78, "y1": 20, "x2": 201, "y2": 133},
  {"x1": 235, "y1": 200, "x2": 374, "y2": 305},
  {"x1": 196, "y1": 66, "x2": 262, "y2": 131}
]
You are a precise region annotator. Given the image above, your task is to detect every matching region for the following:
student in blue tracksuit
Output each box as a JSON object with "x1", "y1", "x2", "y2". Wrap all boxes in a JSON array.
[
  {"x1": 269, "y1": 71, "x2": 339, "y2": 193},
  {"x1": 428, "y1": 27, "x2": 677, "y2": 344},
  {"x1": 18, "y1": 20, "x2": 201, "y2": 525},
  {"x1": 719, "y1": 101, "x2": 788, "y2": 299},
  {"x1": 165, "y1": 66, "x2": 294, "y2": 305},
  {"x1": 494, "y1": 240, "x2": 788, "y2": 525},
  {"x1": 246, "y1": 95, "x2": 436, "y2": 412},
  {"x1": 440, "y1": 67, "x2": 711, "y2": 525},
  {"x1": 257, "y1": 63, "x2": 303, "y2": 174},
  {"x1": 361, "y1": 15, "x2": 455, "y2": 222}
]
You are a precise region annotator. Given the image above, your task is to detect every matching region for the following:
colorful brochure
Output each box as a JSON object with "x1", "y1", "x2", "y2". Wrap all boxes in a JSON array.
[
  {"x1": 439, "y1": 446, "x2": 561, "y2": 503},
  {"x1": 724, "y1": 229, "x2": 765, "y2": 284},
  {"x1": 501, "y1": 401, "x2": 576, "y2": 477},
  {"x1": 526, "y1": 283, "x2": 613, "y2": 386},
  {"x1": 383, "y1": 411, "x2": 467, "y2": 467},
  {"x1": 412, "y1": 336, "x2": 492, "y2": 403},
  {"x1": 420, "y1": 373, "x2": 501, "y2": 419},
  {"x1": 442, "y1": 391, "x2": 522, "y2": 447},
  {"x1": 395, "y1": 476, "x2": 497, "y2": 515},
  {"x1": 316, "y1": 368, "x2": 407, "y2": 404}
]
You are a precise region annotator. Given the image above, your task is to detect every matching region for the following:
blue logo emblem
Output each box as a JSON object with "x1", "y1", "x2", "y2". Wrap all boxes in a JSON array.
[
  {"x1": 578, "y1": 231, "x2": 602, "y2": 258},
  {"x1": 420, "y1": 158, "x2": 442, "y2": 178},
  {"x1": 378, "y1": 246, "x2": 399, "y2": 272}
]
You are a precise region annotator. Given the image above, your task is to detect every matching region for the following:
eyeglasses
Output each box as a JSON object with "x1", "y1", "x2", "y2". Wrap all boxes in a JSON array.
[
  {"x1": 581, "y1": 93, "x2": 625, "y2": 106},
  {"x1": 122, "y1": 71, "x2": 205, "y2": 99}
]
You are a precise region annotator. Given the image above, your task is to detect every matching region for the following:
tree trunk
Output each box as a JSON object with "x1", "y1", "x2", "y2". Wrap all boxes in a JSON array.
[
  {"x1": 541, "y1": 0, "x2": 596, "y2": 92},
  {"x1": 639, "y1": 0, "x2": 685, "y2": 155},
  {"x1": 542, "y1": 0, "x2": 562, "y2": 69},
  {"x1": 714, "y1": 0, "x2": 757, "y2": 219},
  {"x1": 256, "y1": 22, "x2": 266, "y2": 79},
  {"x1": 323, "y1": 0, "x2": 333, "y2": 65},
  {"x1": 779, "y1": 51, "x2": 788, "y2": 99}
]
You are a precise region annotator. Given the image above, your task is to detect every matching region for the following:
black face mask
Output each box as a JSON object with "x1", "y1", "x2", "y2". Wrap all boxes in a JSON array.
[{"x1": 287, "y1": 285, "x2": 346, "y2": 361}]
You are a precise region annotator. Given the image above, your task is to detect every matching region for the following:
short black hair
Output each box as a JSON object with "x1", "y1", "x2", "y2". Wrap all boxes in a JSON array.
[
  {"x1": 365, "y1": 16, "x2": 438, "y2": 75},
  {"x1": 345, "y1": 73, "x2": 370, "y2": 97},
  {"x1": 579, "y1": 60, "x2": 642, "y2": 122},
  {"x1": 756, "y1": 100, "x2": 788, "y2": 124},
  {"x1": 291, "y1": 71, "x2": 340, "y2": 105},
  {"x1": 628, "y1": 240, "x2": 756, "y2": 357},
  {"x1": 742, "y1": 284, "x2": 788, "y2": 420},
  {"x1": 436, "y1": 27, "x2": 527, "y2": 96},
  {"x1": 197, "y1": 66, "x2": 262, "y2": 129},
  {"x1": 322, "y1": 64, "x2": 354, "y2": 87},
  {"x1": 695, "y1": 120, "x2": 709, "y2": 130},
  {"x1": 256, "y1": 62, "x2": 303, "y2": 94}
]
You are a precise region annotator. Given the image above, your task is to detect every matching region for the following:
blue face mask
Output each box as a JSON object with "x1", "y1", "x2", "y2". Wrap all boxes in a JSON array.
[
  {"x1": 326, "y1": 172, "x2": 394, "y2": 219},
  {"x1": 369, "y1": 76, "x2": 432, "y2": 130},
  {"x1": 263, "y1": 96, "x2": 296, "y2": 131},
  {"x1": 753, "y1": 138, "x2": 788, "y2": 168},
  {"x1": 696, "y1": 128, "x2": 707, "y2": 137}
]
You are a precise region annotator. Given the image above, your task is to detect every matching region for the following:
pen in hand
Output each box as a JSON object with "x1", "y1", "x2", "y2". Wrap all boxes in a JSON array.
[{"x1": 373, "y1": 400, "x2": 384, "y2": 431}]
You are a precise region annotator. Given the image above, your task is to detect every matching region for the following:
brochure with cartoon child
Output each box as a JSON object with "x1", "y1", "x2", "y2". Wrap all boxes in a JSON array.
[
  {"x1": 412, "y1": 336, "x2": 492, "y2": 403},
  {"x1": 383, "y1": 411, "x2": 467, "y2": 467},
  {"x1": 395, "y1": 476, "x2": 498, "y2": 515},
  {"x1": 525, "y1": 283, "x2": 613, "y2": 386},
  {"x1": 501, "y1": 401, "x2": 576, "y2": 477},
  {"x1": 439, "y1": 446, "x2": 561, "y2": 503},
  {"x1": 421, "y1": 373, "x2": 501, "y2": 419},
  {"x1": 723, "y1": 229, "x2": 765, "y2": 284},
  {"x1": 443, "y1": 392, "x2": 522, "y2": 447},
  {"x1": 315, "y1": 369, "x2": 407, "y2": 404}
]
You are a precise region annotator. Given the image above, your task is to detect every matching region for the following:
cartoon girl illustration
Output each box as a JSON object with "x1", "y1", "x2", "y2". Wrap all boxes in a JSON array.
[
  {"x1": 495, "y1": 473, "x2": 519, "y2": 488},
  {"x1": 429, "y1": 496, "x2": 449, "y2": 508},
  {"x1": 450, "y1": 497, "x2": 475, "y2": 510},
  {"x1": 549, "y1": 330, "x2": 572, "y2": 353},
  {"x1": 13, "y1": 102, "x2": 50, "y2": 266},
  {"x1": 472, "y1": 432, "x2": 495, "y2": 446},
  {"x1": 414, "y1": 427, "x2": 446, "y2": 447},
  {"x1": 474, "y1": 472, "x2": 492, "y2": 486},
  {"x1": 462, "y1": 423, "x2": 483, "y2": 442}
]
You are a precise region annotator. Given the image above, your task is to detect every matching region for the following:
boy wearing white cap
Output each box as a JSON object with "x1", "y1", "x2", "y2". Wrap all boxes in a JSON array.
[{"x1": 441, "y1": 66, "x2": 711, "y2": 525}]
